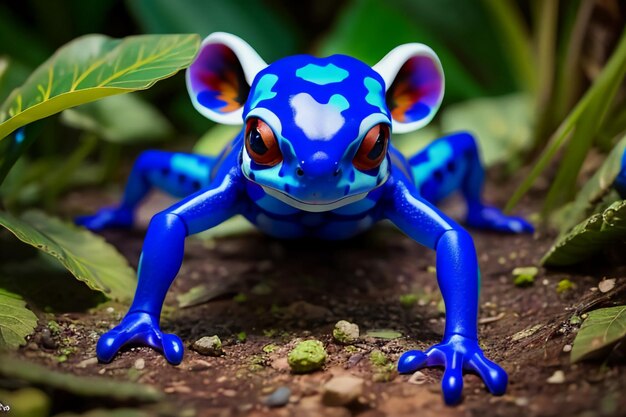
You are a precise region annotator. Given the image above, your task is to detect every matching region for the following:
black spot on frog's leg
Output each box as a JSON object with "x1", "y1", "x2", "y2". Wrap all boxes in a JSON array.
[
  {"x1": 433, "y1": 170, "x2": 444, "y2": 182},
  {"x1": 447, "y1": 161, "x2": 456, "y2": 172},
  {"x1": 344, "y1": 185, "x2": 350, "y2": 196}
]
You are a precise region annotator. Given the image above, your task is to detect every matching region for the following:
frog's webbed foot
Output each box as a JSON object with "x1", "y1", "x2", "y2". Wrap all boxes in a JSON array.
[
  {"x1": 398, "y1": 334, "x2": 507, "y2": 405},
  {"x1": 75, "y1": 206, "x2": 133, "y2": 231},
  {"x1": 97, "y1": 311, "x2": 183, "y2": 365},
  {"x1": 466, "y1": 204, "x2": 534, "y2": 234}
]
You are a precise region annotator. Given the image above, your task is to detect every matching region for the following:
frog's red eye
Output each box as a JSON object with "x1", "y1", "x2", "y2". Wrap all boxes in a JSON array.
[
  {"x1": 245, "y1": 118, "x2": 282, "y2": 166},
  {"x1": 353, "y1": 124, "x2": 389, "y2": 171}
]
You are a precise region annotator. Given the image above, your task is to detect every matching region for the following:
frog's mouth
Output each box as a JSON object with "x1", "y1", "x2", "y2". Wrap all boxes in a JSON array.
[{"x1": 260, "y1": 186, "x2": 369, "y2": 213}]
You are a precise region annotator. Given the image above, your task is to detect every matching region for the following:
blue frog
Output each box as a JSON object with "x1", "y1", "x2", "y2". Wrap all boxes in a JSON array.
[{"x1": 76, "y1": 32, "x2": 534, "y2": 405}]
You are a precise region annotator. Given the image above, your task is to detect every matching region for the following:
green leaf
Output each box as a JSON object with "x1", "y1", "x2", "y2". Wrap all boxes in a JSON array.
[
  {"x1": 571, "y1": 305, "x2": 626, "y2": 363},
  {"x1": 555, "y1": 134, "x2": 626, "y2": 235},
  {"x1": 0, "y1": 288, "x2": 38, "y2": 349},
  {"x1": 440, "y1": 93, "x2": 533, "y2": 166},
  {"x1": 61, "y1": 93, "x2": 173, "y2": 143},
  {"x1": 126, "y1": 0, "x2": 297, "y2": 62},
  {"x1": 542, "y1": 200, "x2": 626, "y2": 266},
  {"x1": 0, "y1": 356, "x2": 162, "y2": 401},
  {"x1": 0, "y1": 210, "x2": 136, "y2": 302},
  {"x1": 0, "y1": 33, "x2": 200, "y2": 141}
]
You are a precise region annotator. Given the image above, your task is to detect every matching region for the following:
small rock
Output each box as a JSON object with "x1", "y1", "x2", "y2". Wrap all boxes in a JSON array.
[
  {"x1": 264, "y1": 386, "x2": 291, "y2": 407},
  {"x1": 40, "y1": 328, "x2": 57, "y2": 349},
  {"x1": 547, "y1": 370, "x2": 565, "y2": 384},
  {"x1": 562, "y1": 344, "x2": 572, "y2": 353},
  {"x1": 192, "y1": 335, "x2": 223, "y2": 356},
  {"x1": 333, "y1": 320, "x2": 360, "y2": 345},
  {"x1": 106, "y1": 307, "x2": 115, "y2": 314},
  {"x1": 322, "y1": 375, "x2": 364, "y2": 406},
  {"x1": 515, "y1": 397, "x2": 529, "y2": 407},
  {"x1": 407, "y1": 371, "x2": 428, "y2": 385},
  {"x1": 134, "y1": 358, "x2": 145, "y2": 370},
  {"x1": 346, "y1": 353, "x2": 363, "y2": 369},
  {"x1": 598, "y1": 278, "x2": 616, "y2": 293},
  {"x1": 288, "y1": 340, "x2": 327, "y2": 373},
  {"x1": 76, "y1": 357, "x2": 98, "y2": 368}
]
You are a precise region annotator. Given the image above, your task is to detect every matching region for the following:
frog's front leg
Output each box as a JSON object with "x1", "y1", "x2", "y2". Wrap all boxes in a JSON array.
[
  {"x1": 97, "y1": 169, "x2": 245, "y2": 364},
  {"x1": 383, "y1": 178, "x2": 507, "y2": 405}
]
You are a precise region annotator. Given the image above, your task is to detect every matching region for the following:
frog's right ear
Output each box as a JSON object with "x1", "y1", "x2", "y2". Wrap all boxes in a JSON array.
[
  {"x1": 373, "y1": 44, "x2": 445, "y2": 133},
  {"x1": 186, "y1": 32, "x2": 267, "y2": 125}
]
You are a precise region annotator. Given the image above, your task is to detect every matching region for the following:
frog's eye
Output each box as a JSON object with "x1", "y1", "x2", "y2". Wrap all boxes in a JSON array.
[
  {"x1": 353, "y1": 124, "x2": 389, "y2": 171},
  {"x1": 245, "y1": 117, "x2": 282, "y2": 166}
]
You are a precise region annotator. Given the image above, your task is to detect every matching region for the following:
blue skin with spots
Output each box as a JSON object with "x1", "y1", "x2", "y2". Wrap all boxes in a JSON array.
[{"x1": 76, "y1": 34, "x2": 535, "y2": 405}]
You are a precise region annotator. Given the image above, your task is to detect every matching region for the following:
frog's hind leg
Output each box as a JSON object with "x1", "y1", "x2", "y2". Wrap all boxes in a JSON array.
[
  {"x1": 408, "y1": 132, "x2": 533, "y2": 233},
  {"x1": 76, "y1": 151, "x2": 216, "y2": 231}
]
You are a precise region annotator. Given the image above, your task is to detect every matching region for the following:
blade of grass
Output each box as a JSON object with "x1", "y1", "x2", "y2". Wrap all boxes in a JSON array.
[
  {"x1": 506, "y1": 27, "x2": 626, "y2": 212},
  {"x1": 553, "y1": 0, "x2": 593, "y2": 121},
  {"x1": 531, "y1": 0, "x2": 559, "y2": 147},
  {"x1": 480, "y1": 0, "x2": 537, "y2": 93}
]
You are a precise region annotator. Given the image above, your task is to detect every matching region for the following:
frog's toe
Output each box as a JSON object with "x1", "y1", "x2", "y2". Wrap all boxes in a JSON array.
[
  {"x1": 466, "y1": 206, "x2": 534, "y2": 234},
  {"x1": 397, "y1": 350, "x2": 429, "y2": 374},
  {"x1": 161, "y1": 333, "x2": 184, "y2": 365},
  {"x1": 75, "y1": 207, "x2": 133, "y2": 231},
  {"x1": 96, "y1": 328, "x2": 132, "y2": 363},
  {"x1": 465, "y1": 351, "x2": 508, "y2": 396}
]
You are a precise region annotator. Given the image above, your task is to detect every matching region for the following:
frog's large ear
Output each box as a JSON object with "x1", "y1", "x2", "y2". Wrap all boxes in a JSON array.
[
  {"x1": 373, "y1": 44, "x2": 444, "y2": 133},
  {"x1": 186, "y1": 32, "x2": 267, "y2": 125}
]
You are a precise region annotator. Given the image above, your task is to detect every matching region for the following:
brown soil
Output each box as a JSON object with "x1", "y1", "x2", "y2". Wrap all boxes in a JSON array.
[{"x1": 8, "y1": 183, "x2": 626, "y2": 417}]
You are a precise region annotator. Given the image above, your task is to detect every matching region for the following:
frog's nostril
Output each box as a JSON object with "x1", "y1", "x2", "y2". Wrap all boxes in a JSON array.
[
  {"x1": 334, "y1": 168, "x2": 342, "y2": 177},
  {"x1": 296, "y1": 167, "x2": 305, "y2": 177}
]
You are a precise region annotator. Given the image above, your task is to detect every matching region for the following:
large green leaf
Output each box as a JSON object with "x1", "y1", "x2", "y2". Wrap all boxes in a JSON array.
[
  {"x1": 440, "y1": 93, "x2": 533, "y2": 166},
  {"x1": 126, "y1": 0, "x2": 297, "y2": 62},
  {"x1": 0, "y1": 288, "x2": 38, "y2": 350},
  {"x1": 0, "y1": 210, "x2": 136, "y2": 302},
  {"x1": 571, "y1": 306, "x2": 626, "y2": 363},
  {"x1": 61, "y1": 93, "x2": 173, "y2": 143},
  {"x1": 0, "y1": 356, "x2": 161, "y2": 401},
  {"x1": 555, "y1": 134, "x2": 626, "y2": 235},
  {"x1": 0, "y1": 33, "x2": 200, "y2": 141},
  {"x1": 542, "y1": 200, "x2": 626, "y2": 266}
]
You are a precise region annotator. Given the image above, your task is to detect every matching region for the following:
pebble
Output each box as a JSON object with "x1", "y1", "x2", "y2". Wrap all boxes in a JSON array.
[
  {"x1": 288, "y1": 340, "x2": 327, "y2": 373},
  {"x1": 547, "y1": 370, "x2": 565, "y2": 384},
  {"x1": 134, "y1": 358, "x2": 145, "y2": 370},
  {"x1": 598, "y1": 278, "x2": 616, "y2": 293},
  {"x1": 76, "y1": 357, "x2": 98, "y2": 368},
  {"x1": 322, "y1": 375, "x2": 364, "y2": 406},
  {"x1": 40, "y1": 329, "x2": 57, "y2": 349},
  {"x1": 333, "y1": 320, "x2": 360, "y2": 345},
  {"x1": 562, "y1": 344, "x2": 572, "y2": 353},
  {"x1": 264, "y1": 386, "x2": 291, "y2": 407},
  {"x1": 192, "y1": 335, "x2": 223, "y2": 356},
  {"x1": 106, "y1": 307, "x2": 115, "y2": 314},
  {"x1": 407, "y1": 371, "x2": 428, "y2": 385}
]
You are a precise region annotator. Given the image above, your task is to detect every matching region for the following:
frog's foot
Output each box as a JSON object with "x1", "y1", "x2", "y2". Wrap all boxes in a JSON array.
[
  {"x1": 75, "y1": 206, "x2": 134, "y2": 231},
  {"x1": 466, "y1": 204, "x2": 533, "y2": 234},
  {"x1": 398, "y1": 334, "x2": 508, "y2": 405},
  {"x1": 97, "y1": 311, "x2": 184, "y2": 365}
]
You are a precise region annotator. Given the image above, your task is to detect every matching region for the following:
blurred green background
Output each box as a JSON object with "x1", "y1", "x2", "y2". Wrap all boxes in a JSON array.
[{"x1": 0, "y1": 0, "x2": 624, "y2": 213}]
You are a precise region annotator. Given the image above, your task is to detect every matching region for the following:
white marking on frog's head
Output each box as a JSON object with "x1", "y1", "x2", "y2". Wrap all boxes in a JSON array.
[{"x1": 290, "y1": 93, "x2": 350, "y2": 141}]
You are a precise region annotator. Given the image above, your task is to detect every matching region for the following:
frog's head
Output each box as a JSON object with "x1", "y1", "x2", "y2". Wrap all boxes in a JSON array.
[{"x1": 187, "y1": 33, "x2": 444, "y2": 212}]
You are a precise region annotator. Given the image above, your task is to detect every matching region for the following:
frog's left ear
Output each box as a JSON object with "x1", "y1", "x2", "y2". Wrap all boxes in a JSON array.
[
  {"x1": 186, "y1": 32, "x2": 267, "y2": 125},
  {"x1": 373, "y1": 44, "x2": 444, "y2": 133}
]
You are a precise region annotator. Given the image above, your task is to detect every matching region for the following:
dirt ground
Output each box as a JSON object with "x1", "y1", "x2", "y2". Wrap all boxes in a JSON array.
[{"x1": 7, "y1": 180, "x2": 626, "y2": 417}]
